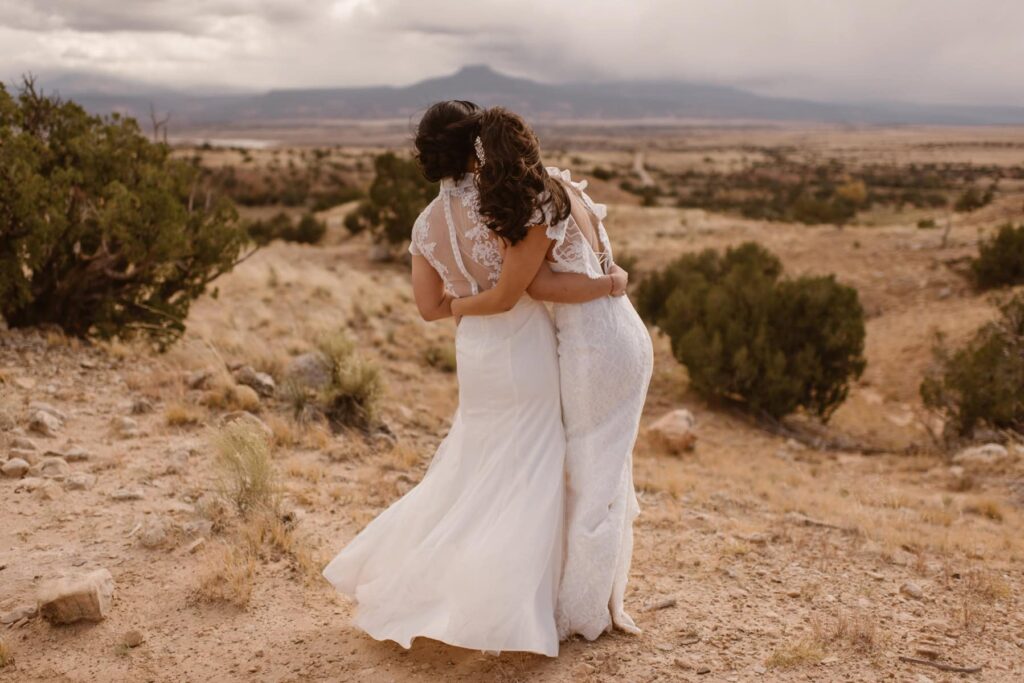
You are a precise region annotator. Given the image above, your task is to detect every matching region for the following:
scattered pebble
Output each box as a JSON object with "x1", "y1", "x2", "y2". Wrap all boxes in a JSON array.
[
  {"x1": 29, "y1": 409, "x2": 62, "y2": 437},
  {"x1": 110, "y1": 488, "x2": 145, "y2": 501},
  {"x1": 123, "y1": 629, "x2": 145, "y2": 648},
  {"x1": 901, "y1": 581, "x2": 924, "y2": 600},
  {"x1": 2, "y1": 458, "x2": 30, "y2": 478}
]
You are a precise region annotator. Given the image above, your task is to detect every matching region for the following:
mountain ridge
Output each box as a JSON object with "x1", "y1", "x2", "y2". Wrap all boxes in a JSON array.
[{"x1": 22, "y1": 65, "x2": 1024, "y2": 127}]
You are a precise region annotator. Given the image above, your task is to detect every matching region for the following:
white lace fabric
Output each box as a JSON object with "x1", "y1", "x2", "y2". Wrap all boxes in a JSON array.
[
  {"x1": 541, "y1": 168, "x2": 654, "y2": 642},
  {"x1": 409, "y1": 173, "x2": 504, "y2": 297}
]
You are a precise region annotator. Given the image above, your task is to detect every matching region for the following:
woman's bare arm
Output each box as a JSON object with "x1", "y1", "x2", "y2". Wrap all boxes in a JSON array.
[
  {"x1": 450, "y1": 225, "x2": 552, "y2": 317},
  {"x1": 527, "y1": 262, "x2": 628, "y2": 303},
  {"x1": 411, "y1": 255, "x2": 453, "y2": 321}
]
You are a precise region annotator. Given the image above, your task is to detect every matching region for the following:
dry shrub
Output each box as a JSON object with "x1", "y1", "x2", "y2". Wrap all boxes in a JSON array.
[
  {"x1": 213, "y1": 421, "x2": 278, "y2": 515},
  {"x1": 812, "y1": 609, "x2": 880, "y2": 655},
  {"x1": 767, "y1": 609, "x2": 880, "y2": 670},
  {"x1": 202, "y1": 381, "x2": 261, "y2": 412},
  {"x1": 165, "y1": 401, "x2": 206, "y2": 427},
  {"x1": 193, "y1": 542, "x2": 257, "y2": 608},
  {"x1": 963, "y1": 568, "x2": 1012, "y2": 602},
  {"x1": 316, "y1": 329, "x2": 382, "y2": 431},
  {"x1": 765, "y1": 638, "x2": 825, "y2": 669},
  {"x1": 238, "y1": 510, "x2": 324, "y2": 585}
]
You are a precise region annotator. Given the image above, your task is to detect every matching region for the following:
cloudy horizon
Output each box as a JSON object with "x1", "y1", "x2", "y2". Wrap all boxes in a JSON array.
[{"x1": 1, "y1": 0, "x2": 1023, "y2": 106}]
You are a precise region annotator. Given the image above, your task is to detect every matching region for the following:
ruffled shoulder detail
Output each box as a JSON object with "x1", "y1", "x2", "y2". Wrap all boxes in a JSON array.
[{"x1": 545, "y1": 167, "x2": 608, "y2": 221}]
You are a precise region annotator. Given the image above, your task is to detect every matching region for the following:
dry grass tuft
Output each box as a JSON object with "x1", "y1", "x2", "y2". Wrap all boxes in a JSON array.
[
  {"x1": 202, "y1": 381, "x2": 261, "y2": 412},
  {"x1": 813, "y1": 609, "x2": 881, "y2": 655},
  {"x1": 263, "y1": 412, "x2": 298, "y2": 447},
  {"x1": 379, "y1": 442, "x2": 421, "y2": 471},
  {"x1": 0, "y1": 638, "x2": 12, "y2": 668},
  {"x1": 963, "y1": 496, "x2": 1005, "y2": 522},
  {"x1": 765, "y1": 638, "x2": 825, "y2": 669},
  {"x1": 319, "y1": 330, "x2": 381, "y2": 418},
  {"x1": 213, "y1": 421, "x2": 279, "y2": 515},
  {"x1": 963, "y1": 568, "x2": 1012, "y2": 602},
  {"x1": 422, "y1": 344, "x2": 457, "y2": 373},
  {"x1": 165, "y1": 401, "x2": 206, "y2": 427},
  {"x1": 192, "y1": 542, "x2": 257, "y2": 608},
  {"x1": 238, "y1": 510, "x2": 325, "y2": 585}
]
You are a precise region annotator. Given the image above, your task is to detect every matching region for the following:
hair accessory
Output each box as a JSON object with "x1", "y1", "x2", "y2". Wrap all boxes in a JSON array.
[{"x1": 474, "y1": 136, "x2": 486, "y2": 166}]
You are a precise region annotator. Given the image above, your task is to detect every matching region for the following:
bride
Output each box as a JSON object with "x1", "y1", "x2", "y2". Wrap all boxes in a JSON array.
[
  {"x1": 322, "y1": 100, "x2": 626, "y2": 656},
  {"x1": 451, "y1": 107, "x2": 654, "y2": 640}
]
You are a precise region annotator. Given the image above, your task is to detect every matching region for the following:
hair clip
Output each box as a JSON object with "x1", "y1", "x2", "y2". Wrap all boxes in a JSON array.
[{"x1": 474, "y1": 136, "x2": 486, "y2": 166}]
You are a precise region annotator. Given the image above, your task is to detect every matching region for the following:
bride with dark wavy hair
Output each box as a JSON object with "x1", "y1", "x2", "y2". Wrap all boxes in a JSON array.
[{"x1": 322, "y1": 100, "x2": 627, "y2": 656}]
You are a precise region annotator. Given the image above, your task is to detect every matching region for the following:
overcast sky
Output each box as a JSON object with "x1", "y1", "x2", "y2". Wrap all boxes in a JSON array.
[{"x1": 1, "y1": 0, "x2": 1023, "y2": 106}]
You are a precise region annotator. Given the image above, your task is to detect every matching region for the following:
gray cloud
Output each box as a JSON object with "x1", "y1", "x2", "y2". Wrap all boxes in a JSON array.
[{"x1": 2, "y1": 0, "x2": 1023, "y2": 106}]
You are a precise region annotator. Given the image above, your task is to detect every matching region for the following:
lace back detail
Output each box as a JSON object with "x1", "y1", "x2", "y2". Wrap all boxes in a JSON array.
[
  {"x1": 543, "y1": 167, "x2": 612, "y2": 279},
  {"x1": 408, "y1": 174, "x2": 505, "y2": 297}
]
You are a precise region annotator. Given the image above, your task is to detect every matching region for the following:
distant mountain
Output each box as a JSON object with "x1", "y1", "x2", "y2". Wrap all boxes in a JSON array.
[{"x1": 29, "y1": 65, "x2": 1024, "y2": 127}]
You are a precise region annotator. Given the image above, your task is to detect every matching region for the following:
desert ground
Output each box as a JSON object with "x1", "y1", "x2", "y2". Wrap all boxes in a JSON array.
[{"x1": 2, "y1": 125, "x2": 1023, "y2": 682}]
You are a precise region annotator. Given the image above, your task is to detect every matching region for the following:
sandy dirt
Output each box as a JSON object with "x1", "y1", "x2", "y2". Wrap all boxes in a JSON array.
[{"x1": 2, "y1": 127, "x2": 1024, "y2": 682}]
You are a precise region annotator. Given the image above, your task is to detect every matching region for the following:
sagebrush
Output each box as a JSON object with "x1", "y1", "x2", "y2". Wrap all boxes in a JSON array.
[
  {"x1": 921, "y1": 294, "x2": 1024, "y2": 439},
  {"x1": 972, "y1": 223, "x2": 1024, "y2": 290},
  {"x1": 343, "y1": 152, "x2": 437, "y2": 246},
  {"x1": 637, "y1": 242, "x2": 866, "y2": 420},
  {"x1": 0, "y1": 78, "x2": 248, "y2": 343}
]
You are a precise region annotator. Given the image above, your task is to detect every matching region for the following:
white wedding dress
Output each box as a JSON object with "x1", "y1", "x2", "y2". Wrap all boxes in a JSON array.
[
  {"x1": 541, "y1": 168, "x2": 654, "y2": 641},
  {"x1": 323, "y1": 173, "x2": 566, "y2": 656}
]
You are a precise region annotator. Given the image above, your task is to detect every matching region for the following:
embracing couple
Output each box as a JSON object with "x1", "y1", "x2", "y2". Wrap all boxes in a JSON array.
[{"x1": 323, "y1": 100, "x2": 653, "y2": 657}]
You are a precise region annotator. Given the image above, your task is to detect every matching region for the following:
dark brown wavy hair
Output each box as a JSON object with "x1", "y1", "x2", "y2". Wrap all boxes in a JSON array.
[
  {"x1": 476, "y1": 107, "x2": 570, "y2": 245},
  {"x1": 413, "y1": 100, "x2": 483, "y2": 182}
]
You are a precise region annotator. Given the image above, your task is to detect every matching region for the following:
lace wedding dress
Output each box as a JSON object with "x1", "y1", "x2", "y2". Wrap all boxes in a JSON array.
[
  {"x1": 322, "y1": 173, "x2": 566, "y2": 656},
  {"x1": 542, "y1": 168, "x2": 654, "y2": 641}
]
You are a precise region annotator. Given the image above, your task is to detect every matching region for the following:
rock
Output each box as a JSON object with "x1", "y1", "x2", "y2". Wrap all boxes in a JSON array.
[
  {"x1": 953, "y1": 443, "x2": 1010, "y2": 468},
  {"x1": 113, "y1": 416, "x2": 140, "y2": 438},
  {"x1": 14, "y1": 476, "x2": 44, "y2": 492},
  {"x1": 647, "y1": 409, "x2": 698, "y2": 454},
  {"x1": 36, "y1": 456, "x2": 70, "y2": 479},
  {"x1": 233, "y1": 365, "x2": 276, "y2": 398},
  {"x1": 11, "y1": 437, "x2": 36, "y2": 451},
  {"x1": 901, "y1": 581, "x2": 924, "y2": 600},
  {"x1": 29, "y1": 401, "x2": 68, "y2": 421},
  {"x1": 10, "y1": 447, "x2": 40, "y2": 464},
  {"x1": 139, "y1": 518, "x2": 170, "y2": 548},
  {"x1": 131, "y1": 398, "x2": 154, "y2": 415},
  {"x1": 220, "y1": 411, "x2": 273, "y2": 440},
  {"x1": 38, "y1": 568, "x2": 115, "y2": 624},
  {"x1": 35, "y1": 480, "x2": 63, "y2": 501},
  {"x1": 110, "y1": 488, "x2": 145, "y2": 501},
  {"x1": 0, "y1": 604, "x2": 37, "y2": 624},
  {"x1": 29, "y1": 410, "x2": 62, "y2": 437},
  {"x1": 186, "y1": 369, "x2": 213, "y2": 389},
  {"x1": 2, "y1": 458, "x2": 30, "y2": 478},
  {"x1": 123, "y1": 629, "x2": 145, "y2": 648},
  {"x1": 61, "y1": 446, "x2": 90, "y2": 462},
  {"x1": 284, "y1": 352, "x2": 332, "y2": 392},
  {"x1": 65, "y1": 473, "x2": 97, "y2": 491}
]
